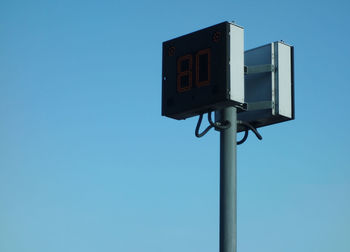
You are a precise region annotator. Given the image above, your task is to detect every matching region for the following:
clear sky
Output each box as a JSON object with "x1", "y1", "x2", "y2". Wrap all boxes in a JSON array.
[{"x1": 1, "y1": 0, "x2": 349, "y2": 251}]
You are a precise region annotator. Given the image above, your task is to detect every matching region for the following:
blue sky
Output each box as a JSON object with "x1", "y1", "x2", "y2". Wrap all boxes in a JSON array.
[{"x1": 1, "y1": 0, "x2": 349, "y2": 251}]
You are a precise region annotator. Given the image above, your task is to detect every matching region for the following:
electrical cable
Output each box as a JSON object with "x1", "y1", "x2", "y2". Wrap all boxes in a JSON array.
[
  {"x1": 237, "y1": 120, "x2": 262, "y2": 140},
  {"x1": 195, "y1": 114, "x2": 214, "y2": 138},
  {"x1": 208, "y1": 112, "x2": 231, "y2": 130},
  {"x1": 195, "y1": 112, "x2": 263, "y2": 144},
  {"x1": 237, "y1": 129, "x2": 249, "y2": 145}
]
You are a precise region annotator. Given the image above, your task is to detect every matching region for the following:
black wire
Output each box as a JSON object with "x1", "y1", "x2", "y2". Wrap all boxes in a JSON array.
[
  {"x1": 195, "y1": 114, "x2": 214, "y2": 138},
  {"x1": 237, "y1": 120, "x2": 262, "y2": 140},
  {"x1": 237, "y1": 129, "x2": 249, "y2": 145},
  {"x1": 195, "y1": 112, "x2": 263, "y2": 144},
  {"x1": 207, "y1": 112, "x2": 231, "y2": 130}
]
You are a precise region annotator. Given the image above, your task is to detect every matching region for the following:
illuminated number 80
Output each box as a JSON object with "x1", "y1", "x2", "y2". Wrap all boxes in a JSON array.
[{"x1": 177, "y1": 48, "x2": 211, "y2": 93}]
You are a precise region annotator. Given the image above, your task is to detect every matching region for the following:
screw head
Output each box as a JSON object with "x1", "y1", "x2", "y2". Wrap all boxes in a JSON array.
[
  {"x1": 168, "y1": 46, "x2": 175, "y2": 56},
  {"x1": 213, "y1": 31, "x2": 221, "y2": 43}
]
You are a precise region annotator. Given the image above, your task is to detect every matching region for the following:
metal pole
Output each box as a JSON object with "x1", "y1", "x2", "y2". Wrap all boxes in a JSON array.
[{"x1": 218, "y1": 107, "x2": 237, "y2": 252}]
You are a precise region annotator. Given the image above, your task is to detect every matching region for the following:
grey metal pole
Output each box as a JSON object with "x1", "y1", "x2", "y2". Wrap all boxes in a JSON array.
[{"x1": 218, "y1": 107, "x2": 237, "y2": 252}]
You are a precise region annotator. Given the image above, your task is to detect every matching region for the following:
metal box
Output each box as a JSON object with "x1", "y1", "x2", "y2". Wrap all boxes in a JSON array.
[
  {"x1": 238, "y1": 42, "x2": 294, "y2": 131},
  {"x1": 162, "y1": 22, "x2": 244, "y2": 120}
]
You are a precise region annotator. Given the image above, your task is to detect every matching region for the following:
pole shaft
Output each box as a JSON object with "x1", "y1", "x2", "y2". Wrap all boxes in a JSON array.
[{"x1": 219, "y1": 107, "x2": 237, "y2": 252}]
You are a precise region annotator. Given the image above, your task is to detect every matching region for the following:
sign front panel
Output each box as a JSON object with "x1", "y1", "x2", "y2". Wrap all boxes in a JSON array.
[{"x1": 162, "y1": 22, "x2": 229, "y2": 120}]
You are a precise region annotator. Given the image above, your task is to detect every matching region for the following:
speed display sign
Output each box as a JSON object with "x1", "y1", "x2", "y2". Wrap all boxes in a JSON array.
[{"x1": 162, "y1": 22, "x2": 244, "y2": 120}]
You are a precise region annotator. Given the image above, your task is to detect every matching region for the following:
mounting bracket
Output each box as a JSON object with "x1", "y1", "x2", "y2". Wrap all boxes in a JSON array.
[{"x1": 244, "y1": 64, "x2": 275, "y2": 74}]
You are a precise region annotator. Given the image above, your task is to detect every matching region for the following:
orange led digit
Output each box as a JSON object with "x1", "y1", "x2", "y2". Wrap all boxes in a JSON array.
[
  {"x1": 177, "y1": 54, "x2": 193, "y2": 93},
  {"x1": 195, "y1": 48, "x2": 211, "y2": 87}
]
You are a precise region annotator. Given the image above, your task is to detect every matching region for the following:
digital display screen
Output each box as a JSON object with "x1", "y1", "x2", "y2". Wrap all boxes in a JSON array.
[{"x1": 162, "y1": 22, "x2": 230, "y2": 120}]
